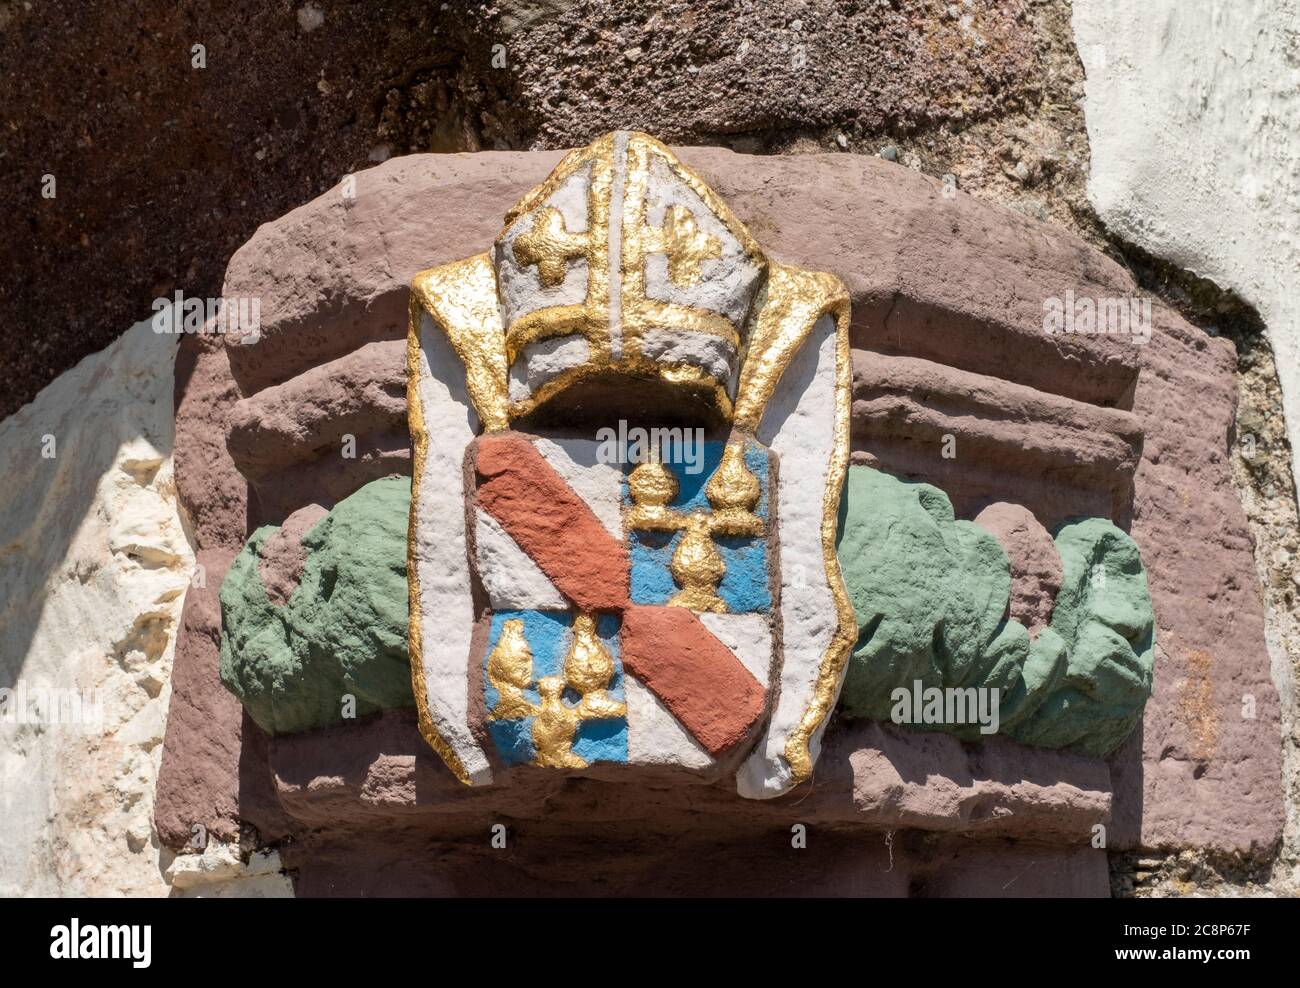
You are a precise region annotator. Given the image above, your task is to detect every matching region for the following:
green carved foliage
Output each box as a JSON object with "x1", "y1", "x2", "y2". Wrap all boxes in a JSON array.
[
  {"x1": 219, "y1": 476, "x2": 415, "y2": 735},
  {"x1": 836, "y1": 466, "x2": 1154, "y2": 758},
  {"x1": 1009, "y1": 518, "x2": 1157, "y2": 754}
]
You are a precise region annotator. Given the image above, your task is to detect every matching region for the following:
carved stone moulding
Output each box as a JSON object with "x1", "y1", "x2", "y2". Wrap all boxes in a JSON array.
[{"x1": 153, "y1": 133, "x2": 1283, "y2": 895}]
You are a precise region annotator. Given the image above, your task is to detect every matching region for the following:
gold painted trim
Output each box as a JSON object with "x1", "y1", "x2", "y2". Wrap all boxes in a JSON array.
[
  {"x1": 638, "y1": 134, "x2": 765, "y2": 263},
  {"x1": 499, "y1": 135, "x2": 615, "y2": 366},
  {"x1": 617, "y1": 134, "x2": 759, "y2": 373},
  {"x1": 501, "y1": 141, "x2": 604, "y2": 232},
  {"x1": 499, "y1": 132, "x2": 759, "y2": 416},
  {"x1": 786, "y1": 294, "x2": 856, "y2": 783},
  {"x1": 406, "y1": 254, "x2": 513, "y2": 784},
  {"x1": 411, "y1": 254, "x2": 510, "y2": 432},
  {"x1": 618, "y1": 134, "x2": 652, "y2": 361},
  {"x1": 406, "y1": 132, "x2": 854, "y2": 789},
  {"x1": 585, "y1": 136, "x2": 615, "y2": 362},
  {"x1": 618, "y1": 136, "x2": 757, "y2": 360},
  {"x1": 504, "y1": 305, "x2": 593, "y2": 365},
  {"x1": 635, "y1": 299, "x2": 742, "y2": 348}
]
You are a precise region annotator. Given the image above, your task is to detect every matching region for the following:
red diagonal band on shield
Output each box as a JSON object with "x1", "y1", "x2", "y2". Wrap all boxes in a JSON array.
[
  {"x1": 475, "y1": 432, "x2": 630, "y2": 612},
  {"x1": 474, "y1": 432, "x2": 766, "y2": 755},
  {"x1": 620, "y1": 605, "x2": 765, "y2": 757}
]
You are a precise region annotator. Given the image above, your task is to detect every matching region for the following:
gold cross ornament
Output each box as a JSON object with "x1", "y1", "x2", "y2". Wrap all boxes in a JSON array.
[
  {"x1": 512, "y1": 206, "x2": 589, "y2": 287},
  {"x1": 644, "y1": 204, "x2": 722, "y2": 288}
]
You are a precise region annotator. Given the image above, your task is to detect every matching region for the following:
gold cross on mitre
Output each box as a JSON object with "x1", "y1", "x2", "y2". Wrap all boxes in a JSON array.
[
  {"x1": 512, "y1": 206, "x2": 588, "y2": 287},
  {"x1": 643, "y1": 204, "x2": 722, "y2": 288}
]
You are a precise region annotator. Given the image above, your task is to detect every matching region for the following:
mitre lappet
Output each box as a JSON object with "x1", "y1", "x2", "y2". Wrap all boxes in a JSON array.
[{"x1": 406, "y1": 130, "x2": 854, "y2": 798}]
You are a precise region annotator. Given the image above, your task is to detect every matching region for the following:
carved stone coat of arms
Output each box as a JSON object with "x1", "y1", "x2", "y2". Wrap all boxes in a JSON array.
[{"x1": 406, "y1": 131, "x2": 854, "y2": 797}]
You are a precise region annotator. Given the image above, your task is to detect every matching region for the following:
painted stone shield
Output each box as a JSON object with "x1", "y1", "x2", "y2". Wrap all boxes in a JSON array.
[
  {"x1": 471, "y1": 433, "x2": 776, "y2": 774},
  {"x1": 406, "y1": 131, "x2": 854, "y2": 798}
]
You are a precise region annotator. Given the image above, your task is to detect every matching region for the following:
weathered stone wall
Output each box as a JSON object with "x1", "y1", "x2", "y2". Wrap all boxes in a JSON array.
[
  {"x1": 0, "y1": 0, "x2": 1073, "y2": 419},
  {"x1": 0, "y1": 320, "x2": 190, "y2": 895},
  {"x1": 0, "y1": 316, "x2": 293, "y2": 897}
]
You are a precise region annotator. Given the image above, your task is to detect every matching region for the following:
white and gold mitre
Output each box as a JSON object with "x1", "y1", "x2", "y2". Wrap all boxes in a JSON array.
[
  {"x1": 410, "y1": 131, "x2": 850, "y2": 434},
  {"x1": 493, "y1": 131, "x2": 765, "y2": 418}
]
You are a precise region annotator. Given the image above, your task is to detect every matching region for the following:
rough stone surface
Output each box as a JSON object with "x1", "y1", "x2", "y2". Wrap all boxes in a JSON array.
[
  {"x1": 0, "y1": 313, "x2": 293, "y2": 897},
  {"x1": 1012, "y1": 517, "x2": 1155, "y2": 756},
  {"x1": 0, "y1": 0, "x2": 1067, "y2": 419},
  {"x1": 974, "y1": 501, "x2": 1062, "y2": 637},
  {"x1": 164, "y1": 841, "x2": 293, "y2": 898},
  {"x1": 1217, "y1": 333, "x2": 1300, "y2": 895},
  {"x1": 153, "y1": 331, "x2": 293, "y2": 851},
  {"x1": 155, "y1": 146, "x2": 1284, "y2": 877},
  {"x1": 277, "y1": 818, "x2": 1108, "y2": 897},
  {"x1": 1073, "y1": 0, "x2": 1300, "y2": 890},
  {"x1": 267, "y1": 709, "x2": 1114, "y2": 838},
  {"x1": 1074, "y1": 0, "x2": 1300, "y2": 492},
  {"x1": 227, "y1": 339, "x2": 409, "y2": 486},
  {"x1": 258, "y1": 712, "x2": 1114, "y2": 896},
  {"x1": 0, "y1": 319, "x2": 193, "y2": 896},
  {"x1": 471, "y1": 0, "x2": 1042, "y2": 149},
  {"x1": 258, "y1": 503, "x2": 329, "y2": 606},
  {"x1": 1, "y1": 1, "x2": 466, "y2": 420},
  {"x1": 838, "y1": 466, "x2": 1024, "y2": 723}
]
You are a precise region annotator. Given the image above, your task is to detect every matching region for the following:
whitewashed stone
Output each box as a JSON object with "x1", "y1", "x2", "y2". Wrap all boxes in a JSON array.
[
  {"x1": 0, "y1": 316, "x2": 195, "y2": 896},
  {"x1": 1074, "y1": 0, "x2": 1300, "y2": 492},
  {"x1": 411, "y1": 312, "x2": 492, "y2": 784},
  {"x1": 475, "y1": 509, "x2": 567, "y2": 610}
]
